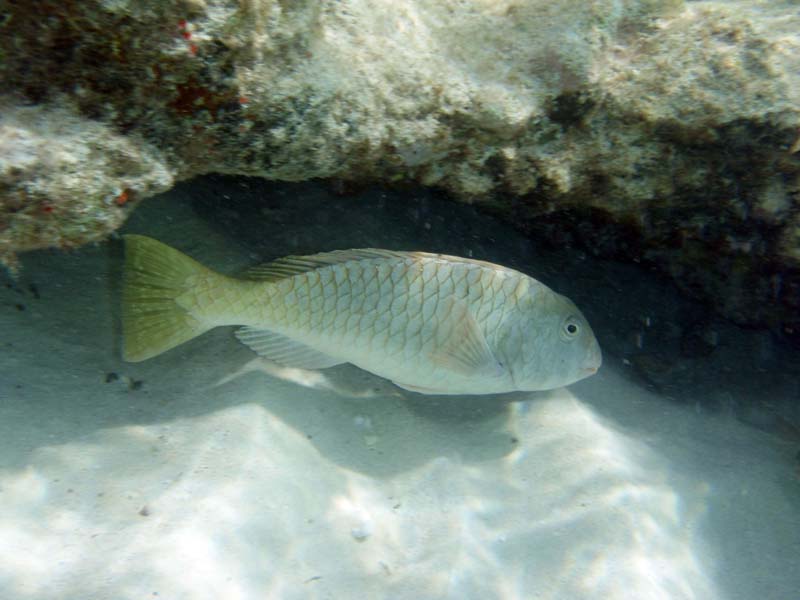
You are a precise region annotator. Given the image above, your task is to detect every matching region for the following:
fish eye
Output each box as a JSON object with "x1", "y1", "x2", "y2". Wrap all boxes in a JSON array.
[{"x1": 562, "y1": 317, "x2": 580, "y2": 339}]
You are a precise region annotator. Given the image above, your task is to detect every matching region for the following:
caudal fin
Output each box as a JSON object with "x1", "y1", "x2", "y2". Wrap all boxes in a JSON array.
[{"x1": 122, "y1": 235, "x2": 212, "y2": 362}]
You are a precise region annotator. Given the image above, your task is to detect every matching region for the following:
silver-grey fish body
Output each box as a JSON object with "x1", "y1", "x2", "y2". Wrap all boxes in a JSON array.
[{"x1": 123, "y1": 237, "x2": 602, "y2": 395}]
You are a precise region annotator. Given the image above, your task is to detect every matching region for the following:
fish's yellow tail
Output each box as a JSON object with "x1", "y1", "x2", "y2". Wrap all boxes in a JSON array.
[{"x1": 122, "y1": 234, "x2": 214, "y2": 362}]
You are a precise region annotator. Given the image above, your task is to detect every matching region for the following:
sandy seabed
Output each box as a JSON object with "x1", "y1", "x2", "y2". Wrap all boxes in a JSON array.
[{"x1": 1, "y1": 178, "x2": 798, "y2": 600}]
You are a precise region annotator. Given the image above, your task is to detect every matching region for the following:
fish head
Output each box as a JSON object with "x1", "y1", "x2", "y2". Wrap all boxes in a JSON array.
[{"x1": 497, "y1": 287, "x2": 602, "y2": 391}]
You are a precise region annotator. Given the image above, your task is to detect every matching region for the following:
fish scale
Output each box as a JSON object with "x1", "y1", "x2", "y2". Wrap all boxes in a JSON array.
[{"x1": 122, "y1": 235, "x2": 601, "y2": 395}]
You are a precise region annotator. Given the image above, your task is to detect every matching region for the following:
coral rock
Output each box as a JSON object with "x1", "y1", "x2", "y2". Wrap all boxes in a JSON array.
[{"x1": 0, "y1": 0, "x2": 798, "y2": 333}]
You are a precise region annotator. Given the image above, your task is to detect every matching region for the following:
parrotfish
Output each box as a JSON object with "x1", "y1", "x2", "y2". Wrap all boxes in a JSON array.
[{"x1": 122, "y1": 235, "x2": 601, "y2": 395}]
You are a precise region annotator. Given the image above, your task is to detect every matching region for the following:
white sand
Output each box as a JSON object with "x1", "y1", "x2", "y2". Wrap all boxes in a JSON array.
[{"x1": 0, "y1": 180, "x2": 798, "y2": 600}]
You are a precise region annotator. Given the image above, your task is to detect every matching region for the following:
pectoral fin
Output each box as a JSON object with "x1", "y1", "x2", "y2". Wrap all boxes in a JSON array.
[{"x1": 431, "y1": 298, "x2": 504, "y2": 378}]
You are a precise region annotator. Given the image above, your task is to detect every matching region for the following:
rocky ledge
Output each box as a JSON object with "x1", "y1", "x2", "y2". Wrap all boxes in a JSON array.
[{"x1": 0, "y1": 0, "x2": 798, "y2": 336}]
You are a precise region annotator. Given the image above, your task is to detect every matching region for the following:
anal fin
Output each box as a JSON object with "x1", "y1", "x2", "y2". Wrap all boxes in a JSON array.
[
  {"x1": 235, "y1": 326, "x2": 345, "y2": 370},
  {"x1": 392, "y1": 381, "x2": 446, "y2": 395}
]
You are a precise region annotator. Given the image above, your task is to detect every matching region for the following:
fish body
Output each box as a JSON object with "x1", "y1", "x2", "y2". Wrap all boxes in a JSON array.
[{"x1": 122, "y1": 235, "x2": 601, "y2": 395}]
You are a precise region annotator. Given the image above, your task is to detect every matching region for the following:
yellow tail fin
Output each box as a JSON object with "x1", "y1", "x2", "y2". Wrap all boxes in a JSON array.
[{"x1": 122, "y1": 235, "x2": 213, "y2": 362}]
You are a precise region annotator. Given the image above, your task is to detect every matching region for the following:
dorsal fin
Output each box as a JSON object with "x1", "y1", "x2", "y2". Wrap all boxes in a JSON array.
[{"x1": 241, "y1": 248, "x2": 408, "y2": 281}]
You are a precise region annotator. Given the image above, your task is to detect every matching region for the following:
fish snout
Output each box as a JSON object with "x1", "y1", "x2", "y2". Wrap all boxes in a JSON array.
[{"x1": 582, "y1": 340, "x2": 603, "y2": 375}]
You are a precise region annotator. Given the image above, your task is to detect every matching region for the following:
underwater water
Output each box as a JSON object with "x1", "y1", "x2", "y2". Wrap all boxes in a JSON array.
[{"x1": 0, "y1": 176, "x2": 798, "y2": 599}]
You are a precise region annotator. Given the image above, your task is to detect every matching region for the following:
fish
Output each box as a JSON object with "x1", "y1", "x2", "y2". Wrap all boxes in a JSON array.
[{"x1": 121, "y1": 235, "x2": 602, "y2": 395}]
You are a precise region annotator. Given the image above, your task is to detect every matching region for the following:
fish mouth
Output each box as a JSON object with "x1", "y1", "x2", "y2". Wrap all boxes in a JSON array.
[{"x1": 582, "y1": 343, "x2": 602, "y2": 375}]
